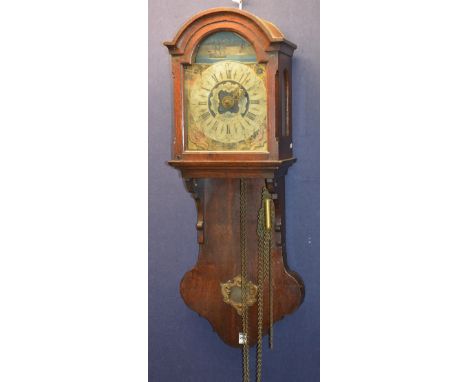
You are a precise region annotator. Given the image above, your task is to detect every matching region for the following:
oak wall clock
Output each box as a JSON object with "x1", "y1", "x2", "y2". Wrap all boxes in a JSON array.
[{"x1": 164, "y1": 7, "x2": 304, "y2": 381}]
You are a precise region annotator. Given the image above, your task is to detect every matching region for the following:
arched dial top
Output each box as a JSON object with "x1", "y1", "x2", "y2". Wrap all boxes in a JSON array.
[{"x1": 184, "y1": 60, "x2": 267, "y2": 151}]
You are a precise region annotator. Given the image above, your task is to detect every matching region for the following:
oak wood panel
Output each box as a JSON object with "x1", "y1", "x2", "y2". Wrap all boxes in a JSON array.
[{"x1": 180, "y1": 178, "x2": 303, "y2": 347}]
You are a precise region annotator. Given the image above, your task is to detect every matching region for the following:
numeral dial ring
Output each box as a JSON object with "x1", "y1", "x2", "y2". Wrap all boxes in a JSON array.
[{"x1": 190, "y1": 61, "x2": 267, "y2": 145}]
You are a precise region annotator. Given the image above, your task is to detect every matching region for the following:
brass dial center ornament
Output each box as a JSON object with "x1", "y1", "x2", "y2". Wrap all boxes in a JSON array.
[
  {"x1": 221, "y1": 95, "x2": 235, "y2": 110},
  {"x1": 209, "y1": 80, "x2": 249, "y2": 118}
]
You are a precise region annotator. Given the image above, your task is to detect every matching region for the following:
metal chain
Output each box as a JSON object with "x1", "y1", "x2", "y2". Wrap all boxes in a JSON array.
[
  {"x1": 256, "y1": 194, "x2": 265, "y2": 382},
  {"x1": 264, "y1": 192, "x2": 274, "y2": 349},
  {"x1": 262, "y1": 225, "x2": 270, "y2": 354},
  {"x1": 240, "y1": 179, "x2": 250, "y2": 382},
  {"x1": 268, "y1": 228, "x2": 274, "y2": 350},
  {"x1": 241, "y1": 183, "x2": 275, "y2": 382},
  {"x1": 256, "y1": 187, "x2": 274, "y2": 382}
]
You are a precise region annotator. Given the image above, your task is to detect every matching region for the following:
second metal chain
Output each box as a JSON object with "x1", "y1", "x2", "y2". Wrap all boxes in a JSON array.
[
  {"x1": 256, "y1": 187, "x2": 274, "y2": 382},
  {"x1": 240, "y1": 179, "x2": 250, "y2": 382},
  {"x1": 241, "y1": 182, "x2": 275, "y2": 382}
]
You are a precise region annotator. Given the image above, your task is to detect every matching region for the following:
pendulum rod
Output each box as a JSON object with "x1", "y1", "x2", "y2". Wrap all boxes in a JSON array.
[{"x1": 240, "y1": 178, "x2": 250, "y2": 382}]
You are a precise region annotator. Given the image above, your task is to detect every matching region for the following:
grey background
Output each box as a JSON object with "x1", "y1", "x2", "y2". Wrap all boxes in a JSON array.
[{"x1": 149, "y1": 1, "x2": 319, "y2": 380}]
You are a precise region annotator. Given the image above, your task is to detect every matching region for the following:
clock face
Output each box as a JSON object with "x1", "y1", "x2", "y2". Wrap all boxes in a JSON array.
[{"x1": 184, "y1": 61, "x2": 267, "y2": 151}]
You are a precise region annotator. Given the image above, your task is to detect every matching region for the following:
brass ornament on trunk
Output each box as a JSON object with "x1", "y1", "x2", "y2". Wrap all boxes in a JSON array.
[{"x1": 220, "y1": 275, "x2": 258, "y2": 316}]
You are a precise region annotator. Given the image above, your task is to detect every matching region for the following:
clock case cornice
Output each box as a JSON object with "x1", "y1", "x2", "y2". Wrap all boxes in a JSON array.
[
  {"x1": 164, "y1": 7, "x2": 296, "y2": 168},
  {"x1": 163, "y1": 7, "x2": 297, "y2": 57},
  {"x1": 168, "y1": 158, "x2": 296, "y2": 179}
]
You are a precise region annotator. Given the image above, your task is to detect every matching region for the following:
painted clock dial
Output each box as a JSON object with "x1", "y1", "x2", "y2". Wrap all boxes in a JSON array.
[{"x1": 183, "y1": 32, "x2": 267, "y2": 151}]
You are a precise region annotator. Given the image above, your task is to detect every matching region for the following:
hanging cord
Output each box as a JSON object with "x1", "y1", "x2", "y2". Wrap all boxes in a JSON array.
[{"x1": 240, "y1": 179, "x2": 250, "y2": 382}]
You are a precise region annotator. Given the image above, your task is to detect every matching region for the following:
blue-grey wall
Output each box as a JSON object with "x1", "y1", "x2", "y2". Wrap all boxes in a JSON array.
[{"x1": 149, "y1": 1, "x2": 319, "y2": 380}]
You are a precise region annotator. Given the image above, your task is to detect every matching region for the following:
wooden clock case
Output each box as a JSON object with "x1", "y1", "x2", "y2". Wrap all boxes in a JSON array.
[{"x1": 164, "y1": 7, "x2": 304, "y2": 348}]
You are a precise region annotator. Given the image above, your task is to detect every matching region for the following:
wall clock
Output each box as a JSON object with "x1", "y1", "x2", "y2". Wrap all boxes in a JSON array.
[{"x1": 164, "y1": 7, "x2": 304, "y2": 381}]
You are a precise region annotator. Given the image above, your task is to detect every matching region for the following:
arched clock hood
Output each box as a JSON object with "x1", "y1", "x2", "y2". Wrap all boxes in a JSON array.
[{"x1": 164, "y1": 7, "x2": 298, "y2": 179}]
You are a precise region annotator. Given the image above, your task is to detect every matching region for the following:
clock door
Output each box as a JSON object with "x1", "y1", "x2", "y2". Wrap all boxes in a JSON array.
[{"x1": 183, "y1": 32, "x2": 268, "y2": 152}]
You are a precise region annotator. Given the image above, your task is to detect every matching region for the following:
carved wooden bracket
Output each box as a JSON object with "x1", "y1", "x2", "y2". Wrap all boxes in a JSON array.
[
  {"x1": 183, "y1": 178, "x2": 205, "y2": 244},
  {"x1": 266, "y1": 177, "x2": 285, "y2": 247}
]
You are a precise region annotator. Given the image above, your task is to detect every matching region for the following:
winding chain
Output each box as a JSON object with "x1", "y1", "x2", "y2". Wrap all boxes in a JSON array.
[
  {"x1": 256, "y1": 187, "x2": 274, "y2": 382},
  {"x1": 240, "y1": 181, "x2": 274, "y2": 382},
  {"x1": 240, "y1": 179, "x2": 250, "y2": 382}
]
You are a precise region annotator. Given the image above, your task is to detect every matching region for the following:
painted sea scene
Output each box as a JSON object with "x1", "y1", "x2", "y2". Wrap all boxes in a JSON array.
[{"x1": 195, "y1": 31, "x2": 257, "y2": 63}]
